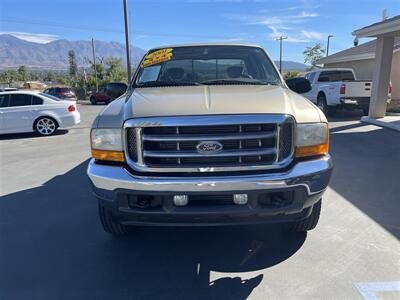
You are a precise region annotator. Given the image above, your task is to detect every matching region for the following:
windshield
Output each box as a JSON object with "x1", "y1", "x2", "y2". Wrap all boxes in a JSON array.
[{"x1": 133, "y1": 46, "x2": 282, "y2": 88}]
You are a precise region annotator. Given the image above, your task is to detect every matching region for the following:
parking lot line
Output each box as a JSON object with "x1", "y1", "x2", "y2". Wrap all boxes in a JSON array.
[{"x1": 354, "y1": 281, "x2": 400, "y2": 300}]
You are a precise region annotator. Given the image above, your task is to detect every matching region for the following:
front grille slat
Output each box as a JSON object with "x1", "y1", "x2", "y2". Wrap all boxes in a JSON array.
[
  {"x1": 126, "y1": 116, "x2": 294, "y2": 171},
  {"x1": 144, "y1": 148, "x2": 276, "y2": 158},
  {"x1": 142, "y1": 131, "x2": 275, "y2": 142}
]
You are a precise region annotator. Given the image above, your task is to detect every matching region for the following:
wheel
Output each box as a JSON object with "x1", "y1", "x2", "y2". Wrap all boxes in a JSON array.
[
  {"x1": 292, "y1": 200, "x2": 321, "y2": 232},
  {"x1": 317, "y1": 94, "x2": 337, "y2": 117},
  {"x1": 98, "y1": 203, "x2": 130, "y2": 236},
  {"x1": 34, "y1": 117, "x2": 58, "y2": 136},
  {"x1": 90, "y1": 97, "x2": 97, "y2": 105}
]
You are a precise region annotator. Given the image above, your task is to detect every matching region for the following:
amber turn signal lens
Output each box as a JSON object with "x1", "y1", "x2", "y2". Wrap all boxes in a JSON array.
[
  {"x1": 91, "y1": 150, "x2": 125, "y2": 162},
  {"x1": 295, "y1": 143, "x2": 329, "y2": 158}
]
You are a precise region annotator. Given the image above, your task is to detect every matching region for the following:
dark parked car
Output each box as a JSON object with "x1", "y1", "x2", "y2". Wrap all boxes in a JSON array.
[
  {"x1": 43, "y1": 87, "x2": 77, "y2": 101},
  {"x1": 90, "y1": 82, "x2": 128, "y2": 105}
]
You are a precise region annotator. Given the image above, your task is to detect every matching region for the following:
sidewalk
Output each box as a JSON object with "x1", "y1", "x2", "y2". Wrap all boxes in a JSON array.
[{"x1": 361, "y1": 113, "x2": 400, "y2": 132}]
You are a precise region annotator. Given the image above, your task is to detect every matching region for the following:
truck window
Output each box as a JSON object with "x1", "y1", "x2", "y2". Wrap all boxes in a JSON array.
[
  {"x1": 307, "y1": 72, "x2": 316, "y2": 83},
  {"x1": 134, "y1": 45, "x2": 281, "y2": 87},
  {"x1": 318, "y1": 71, "x2": 332, "y2": 82},
  {"x1": 318, "y1": 70, "x2": 355, "y2": 82},
  {"x1": 338, "y1": 71, "x2": 355, "y2": 81}
]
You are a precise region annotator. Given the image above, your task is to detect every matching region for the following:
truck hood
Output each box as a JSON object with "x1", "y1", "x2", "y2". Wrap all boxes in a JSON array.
[
  {"x1": 95, "y1": 85, "x2": 324, "y2": 128},
  {"x1": 127, "y1": 85, "x2": 322, "y2": 123}
]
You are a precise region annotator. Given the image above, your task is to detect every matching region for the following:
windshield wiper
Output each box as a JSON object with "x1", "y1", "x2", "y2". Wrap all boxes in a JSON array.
[
  {"x1": 136, "y1": 80, "x2": 203, "y2": 88},
  {"x1": 200, "y1": 78, "x2": 278, "y2": 85}
]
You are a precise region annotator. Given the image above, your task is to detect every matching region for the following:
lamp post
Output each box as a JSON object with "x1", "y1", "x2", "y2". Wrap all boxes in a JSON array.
[
  {"x1": 276, "y1": 36, "x2": 288, "y2": 73},
  {"x1": 326, "y1": 35, "x2": 333, "y2": 57},
  {"x1": 91, "y1": 38, "x2": 98, "y2": 92},
  {"x1": 123, "y1": 0, "x2": 132, "y2": 82}
]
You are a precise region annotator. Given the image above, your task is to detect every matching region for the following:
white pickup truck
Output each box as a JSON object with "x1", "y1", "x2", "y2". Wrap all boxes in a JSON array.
[{"x1": 302, "y1": 68, "x2": 391, "y2": 116}]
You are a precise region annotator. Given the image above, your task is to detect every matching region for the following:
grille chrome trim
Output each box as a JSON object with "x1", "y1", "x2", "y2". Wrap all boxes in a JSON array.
[
  {"x1": 142, "y1": 131, "x2": 276, "y2": 142},
  {"x1": 124, "y1": 114, "x2": 295, "y2": 173},
  {"x1": 144, "y1": 148, "x2": 276, "y2": 158},
  {"x1": 135, "y1": 128, "x2": 144, "y2": 165}
]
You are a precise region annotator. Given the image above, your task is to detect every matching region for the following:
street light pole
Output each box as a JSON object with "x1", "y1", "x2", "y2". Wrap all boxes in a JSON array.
[
  {"x1": 91, "y1": 38, "x2": 98, "y2": 92},
  {"x1": 276, "y1": 36, "x2": 288, "y2": 73},
  {"x1": 123, "y1": 0, "x2": 132, "y2": 82},
  {"x1": 326, "y1": 35, "x2": 333, "y2": 57}
]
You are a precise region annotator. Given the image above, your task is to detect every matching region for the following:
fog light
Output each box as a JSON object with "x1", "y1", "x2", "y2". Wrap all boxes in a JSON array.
[
  {"x1": 173, "y1": 195, "x2": 188, "y2": 206},
  {"x1": 233, "y1": 194, "x2": 248, "y2": 205}
]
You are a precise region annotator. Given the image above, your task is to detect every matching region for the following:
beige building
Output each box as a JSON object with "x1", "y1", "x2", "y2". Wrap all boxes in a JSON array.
[{"x1": 317, "y1": 38, "x2": 400, "y2": 104}]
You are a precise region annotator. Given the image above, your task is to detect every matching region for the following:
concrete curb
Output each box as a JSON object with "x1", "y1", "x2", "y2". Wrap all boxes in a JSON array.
[{"x1": 361, "y1": 116, "x2": 400, "y2": 132}]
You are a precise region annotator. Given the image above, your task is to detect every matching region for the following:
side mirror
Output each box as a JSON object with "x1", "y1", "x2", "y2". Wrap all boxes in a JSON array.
[{"x1": 286, "y1": 77, "x2": 312, "y2": 94}]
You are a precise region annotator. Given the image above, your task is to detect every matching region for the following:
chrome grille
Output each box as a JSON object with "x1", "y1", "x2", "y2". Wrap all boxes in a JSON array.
[{"x1": 125, "y1": 115, "x2": 294, "y2": 173}]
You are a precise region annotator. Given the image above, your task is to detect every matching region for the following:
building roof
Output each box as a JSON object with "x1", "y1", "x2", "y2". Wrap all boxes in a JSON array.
[
  {"x1": 353, "y1": 15, "x2": 400, "y2": 38},
  {"x1": 316, "y1": 38, "x2": 400, "y2": 65}
]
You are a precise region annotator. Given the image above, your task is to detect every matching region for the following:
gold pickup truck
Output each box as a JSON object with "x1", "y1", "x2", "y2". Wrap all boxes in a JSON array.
[{"x1": 87, "y1": 44, "x2": 332, "y2": 236}]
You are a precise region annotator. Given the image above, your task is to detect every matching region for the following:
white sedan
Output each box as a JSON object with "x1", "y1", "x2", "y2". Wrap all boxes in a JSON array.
[{"x1": 0, "y1": 91, "x2": 80, "y2": 136}]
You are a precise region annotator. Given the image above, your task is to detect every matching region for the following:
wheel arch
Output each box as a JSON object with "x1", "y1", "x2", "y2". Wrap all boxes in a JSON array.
[{"x1": 317, "y1": 91, "x2": 326, "y2": 99}]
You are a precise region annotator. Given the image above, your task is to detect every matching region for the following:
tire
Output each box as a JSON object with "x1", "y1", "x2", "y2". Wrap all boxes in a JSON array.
[
  {"x1": 292, "y1": 200, "x2": 321, "y2": 232},
  {"x1": 34, "y1": 117, "x2": 58, "y2": 136},
  {"x1": 317, "y1": 94, "x2": 337, "y2": 117},
  {"x1": 98, "y1": 203, "x2": 130, "y2": 236},
  {"x1": 90, "y1": 97, "x2": 97, "y2": 105}
]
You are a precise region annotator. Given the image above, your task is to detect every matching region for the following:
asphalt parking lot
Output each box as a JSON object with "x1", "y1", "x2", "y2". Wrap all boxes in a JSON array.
[{"x1": 1, "y1": 104, "x2": 399, "y2": 300}]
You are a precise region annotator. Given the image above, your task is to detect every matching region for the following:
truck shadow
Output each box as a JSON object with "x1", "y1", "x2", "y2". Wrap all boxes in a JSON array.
[
  {"x1": 0, "y1": 160, "x2": 306, "y2": 300},
  {"x1": 329, "y1": 124, "x2": 400, "y2": 239}
]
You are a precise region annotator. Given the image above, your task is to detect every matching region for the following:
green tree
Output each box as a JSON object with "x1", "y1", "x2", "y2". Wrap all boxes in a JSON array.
[
  {"x1": 0, "y1": 70, "x2": 18, "y2": 84},
  {"x1": 43, "y1": 71, "x2": 56, "y2": 82},
  {"x1": 18, "y1": 65, "x2": 28, "y2": 81},
  {"x1": 68, "y1": 50, "x2": 78, "y2": 78},
  {"x1": 283, "y1": 70, "x2": 303, "y2": 80},
  {"x1": 303, "y1": 44, "x2": 325, "y2": 67},
  {"x1": 105, "y1": 57, "x2": 125, "y2": 82}
]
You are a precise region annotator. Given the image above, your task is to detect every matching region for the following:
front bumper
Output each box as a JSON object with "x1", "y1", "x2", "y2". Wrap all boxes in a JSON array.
[{"x1": 87, "y1": 155, "x2": 332, "y2": 225}]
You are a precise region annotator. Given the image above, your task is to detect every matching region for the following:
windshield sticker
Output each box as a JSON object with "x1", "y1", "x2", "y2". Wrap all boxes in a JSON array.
[{"x1": 141, "y1": 48, "x2": 173, "y2": 68}]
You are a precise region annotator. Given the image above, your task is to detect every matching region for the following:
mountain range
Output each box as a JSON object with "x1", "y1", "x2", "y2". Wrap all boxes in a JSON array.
[
  {"x1": 0, "y1": 34, "x2": 308, "y2": 71},
  {"x1": 0, "y1": 34, "x2": 146, "y2": 70}
]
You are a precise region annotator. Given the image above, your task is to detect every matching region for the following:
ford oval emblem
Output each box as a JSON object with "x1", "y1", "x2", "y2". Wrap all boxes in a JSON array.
[{"x1": 196, "y1": 141, "x2": 223, "y2": 154}]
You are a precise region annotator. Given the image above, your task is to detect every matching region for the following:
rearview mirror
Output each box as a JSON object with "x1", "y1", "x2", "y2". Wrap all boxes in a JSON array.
[{"x1": 286, "y1": 77, "x2": 312, "y2": 94}]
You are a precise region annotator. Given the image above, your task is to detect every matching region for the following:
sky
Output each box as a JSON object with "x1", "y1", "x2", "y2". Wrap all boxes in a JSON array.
[{"x1": 1, "y1": 0, "x2": 399, "y2": 63}]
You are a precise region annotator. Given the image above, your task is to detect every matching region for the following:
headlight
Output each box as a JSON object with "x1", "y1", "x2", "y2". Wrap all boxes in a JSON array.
[
  {"x1": 91, "y1": 129, "x2": 123, "y2": 151},
  {"x1": 295, "y1": 123, "x2": 329, "y2": 158},
  {"x1": 91, "y1": 129, "x2": 125, "y2": 162}
]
